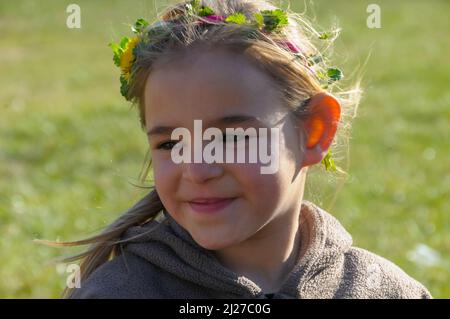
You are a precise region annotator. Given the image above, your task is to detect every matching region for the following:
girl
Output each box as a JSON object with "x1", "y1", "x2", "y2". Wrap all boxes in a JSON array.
[{"x1": 52, "y1": 0, "x2": 431, "y2": 298}]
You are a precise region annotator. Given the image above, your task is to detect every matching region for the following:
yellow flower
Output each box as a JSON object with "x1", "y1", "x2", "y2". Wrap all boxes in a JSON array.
[{"x1": 120, "y1": 37, "x2": 139, "y2": 80}]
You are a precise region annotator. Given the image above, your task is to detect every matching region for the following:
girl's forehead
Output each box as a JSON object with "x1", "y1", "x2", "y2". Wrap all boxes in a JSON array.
[{"x1": 144, "y1": 49, "x2": 284, "y2": 126}]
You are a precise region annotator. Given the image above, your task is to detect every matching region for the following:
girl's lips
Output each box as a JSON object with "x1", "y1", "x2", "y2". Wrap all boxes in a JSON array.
[{"x1": 188, "y1": 197, "x2": 236, "y2": 214}]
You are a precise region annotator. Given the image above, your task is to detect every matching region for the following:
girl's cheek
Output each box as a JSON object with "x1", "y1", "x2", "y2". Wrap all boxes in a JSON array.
[
  {"x1": 245, "y1": 160, "x2": 285, "y2": 185},
  {"x1": 230, "y1": 162, "x2": 276, "y2": 191},
  {"x1": 152, "y1": 155, "x2": 180, "y2": 192}
]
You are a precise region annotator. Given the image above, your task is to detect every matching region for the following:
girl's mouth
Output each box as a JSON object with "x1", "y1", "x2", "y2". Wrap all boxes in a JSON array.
[{"x1": 188, "y1": 197, "x2": 236, "y2": 214}]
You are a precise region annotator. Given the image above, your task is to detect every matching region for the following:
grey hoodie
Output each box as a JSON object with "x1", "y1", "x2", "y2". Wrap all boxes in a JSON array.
[{"x1": 70, "y1": 200, "x2": 432, "y2": 299}]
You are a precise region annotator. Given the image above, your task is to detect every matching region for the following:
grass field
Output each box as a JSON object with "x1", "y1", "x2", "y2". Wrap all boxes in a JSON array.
[{"x1": 0, "y1": 0, "x2": 449, "y2": 298}]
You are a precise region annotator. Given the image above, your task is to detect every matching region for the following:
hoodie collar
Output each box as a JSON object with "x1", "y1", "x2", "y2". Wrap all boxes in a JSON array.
[
  {"x1": 123, "y1": 200, "x2": 353, "y2": 298},
  {"x1": 277, "y1": 201, "x2": 353, "y2": 298}
]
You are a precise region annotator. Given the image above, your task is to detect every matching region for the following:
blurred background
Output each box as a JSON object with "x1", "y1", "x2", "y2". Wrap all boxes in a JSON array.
[{"x1": 0, "y1": 0, "x2": 448, "y2": 298}]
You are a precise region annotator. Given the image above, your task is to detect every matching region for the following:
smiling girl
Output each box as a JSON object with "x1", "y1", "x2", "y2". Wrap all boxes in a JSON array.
[{"x1": 51, "y1": 0, "x2": 431, "y2": 299}]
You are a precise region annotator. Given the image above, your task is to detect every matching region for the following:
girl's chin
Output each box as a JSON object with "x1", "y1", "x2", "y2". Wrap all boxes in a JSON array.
[{"x1": 190, "y1": 231, "x2": 237, "y2": 251}]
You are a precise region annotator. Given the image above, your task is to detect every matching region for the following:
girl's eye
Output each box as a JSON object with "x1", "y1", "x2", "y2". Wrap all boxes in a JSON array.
[
  {"x1": 156, "y1": 141, "x2": 178, "y2": 150},
  {"x1": 156, "y1": 135, "x2": 251, "y2": 150}
]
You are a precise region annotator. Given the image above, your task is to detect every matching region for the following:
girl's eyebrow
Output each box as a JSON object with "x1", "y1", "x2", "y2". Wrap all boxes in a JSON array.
[{"x1": 146, "y1": 115, "x2": 264, "y2": 137}]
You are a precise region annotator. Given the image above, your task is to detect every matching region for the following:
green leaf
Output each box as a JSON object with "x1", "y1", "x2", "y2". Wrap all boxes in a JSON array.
[
  {"x1": 318, "y1": 32, "x2": 330, "y2": 40},
  {"x1": 307, "y1": 54, "x2": 323, "y2": 66},
  {"x1": 191, "y1": 0, "x2": 201, "y2": 9},
  {"x1": 109, "y1": 42, "x2": 123, "y2": 67},
  {"x1": 316, "y1": 70, "x2": 327, "y2": 81},
  {"x1": 132, "y1": 18, "x2": 149, "y2": 34},
  {"x1": 321, "y1": 150, "x2": 337, "y2": 172},
  {"x1": 186, "y1": 0, "x2": 201, "y2": 16},
  {"x1": 260, "y1": 9, "x2": 288, "y2": 32},
  {"x1": 198, "y1": 6, "x2": 215, "y2": 17},
  {"x1": 253, "y1": 12, "x2": 264, "y2": 28},
  {"x1": 120, "y1": 75, "x2": 130, "y2": 100},
  {"x1": 225, "y1": 13, "x2": 247, "y2": 25},
  {"x1": 327, "y1": 68, "x2": 344, "y2": 83},
  {"x1": 119, "y1": 37, "x2": 130, "y2": 50},
  {"x1": 319, "y1": 29, "x2": 340, "y2": 40},
  {"x1": 112, "y1": 52, "x2": 122, "y2": 67}
]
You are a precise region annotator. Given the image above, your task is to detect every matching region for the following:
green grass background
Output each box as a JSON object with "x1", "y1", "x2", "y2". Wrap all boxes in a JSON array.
[{"x1": 0, "y1": 0, "x2": 449, "y2": 298}]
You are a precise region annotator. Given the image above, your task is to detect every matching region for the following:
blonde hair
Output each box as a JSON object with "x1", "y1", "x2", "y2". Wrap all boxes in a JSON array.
[{"x1": 38, "y1": 0, "x2": 361, "y2": 298}]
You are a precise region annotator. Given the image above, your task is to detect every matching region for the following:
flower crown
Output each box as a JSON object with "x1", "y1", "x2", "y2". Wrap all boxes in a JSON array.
[{"x1": 109, "y1": 0, "x2": 343, "y2": 171}]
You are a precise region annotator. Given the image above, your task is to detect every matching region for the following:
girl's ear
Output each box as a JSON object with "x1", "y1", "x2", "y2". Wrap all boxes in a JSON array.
[{"x1": 299, "y1": 92, "x2": 341, "y2": 168}]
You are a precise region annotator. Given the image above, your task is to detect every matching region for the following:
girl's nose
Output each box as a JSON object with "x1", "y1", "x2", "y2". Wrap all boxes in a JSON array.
[{"x1": 181, "y1": 162, "x2": 224, "y2": 184}]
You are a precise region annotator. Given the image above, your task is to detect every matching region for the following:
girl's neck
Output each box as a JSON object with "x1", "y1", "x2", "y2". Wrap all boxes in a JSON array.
[{"x1": 213, "y1": 200, "x2": 304, "y2": 293}]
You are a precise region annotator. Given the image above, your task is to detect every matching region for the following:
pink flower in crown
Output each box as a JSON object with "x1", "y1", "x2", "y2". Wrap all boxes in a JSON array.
[
  {"x1": 195, "y1": 15, "x2": 225, "y2": 27},
  {"x1": 284, "y1": 41, "x2": 301, "y2": 54},
  {"x1": 204, "y1": 15, "x2": 225, "y2": 22}
]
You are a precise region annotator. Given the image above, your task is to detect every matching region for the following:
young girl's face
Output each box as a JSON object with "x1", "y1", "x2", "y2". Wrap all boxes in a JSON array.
[{"x1": 144, "y1": 48, "x2": 307, "y2": 250}]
